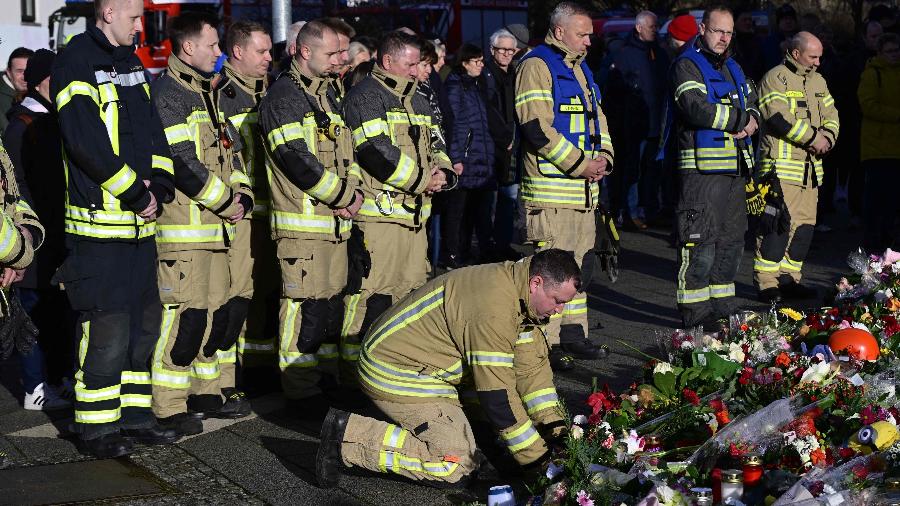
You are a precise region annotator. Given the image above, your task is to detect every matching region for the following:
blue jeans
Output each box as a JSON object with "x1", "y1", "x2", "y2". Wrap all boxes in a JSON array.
[
  {"x1": 17, "y1": 288, "x2": 46, "y2": 395},
  {"x1": 494, "y1": 183, "x2": 519, "y2": 249}
]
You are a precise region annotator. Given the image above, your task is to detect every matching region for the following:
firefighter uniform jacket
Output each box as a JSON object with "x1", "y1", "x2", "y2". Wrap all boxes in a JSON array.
[
  {"x1": 671, "y1": 38, "x2": 760, "y2": 175},
  {"x1": 758, "y1": 54, "x2": 839, "y2": 187},
  {"x1": 358, "y1": 258, "x2": 563, "y2": 465},
  {"x1": 0, "y1": 139, "x2": 43, "y2": 273},
  {"x1": 342, "y1": 64, "x2": 452, "y2": 229},
  {"x1": 151, "y1": 55, "x2": 251, "y2": 253},
  {"x1": 219, "y1": 62, "x2": 270, "y2": 220},
  {"x1": 51, "y1": 25, "x2": 174, "y2": 242},
  {"x1": 515, "y1": 35, "x2": 614, "y2": 211},
  {"x1": 258, "y1": 59, "x2": 359, "y2": 242}
]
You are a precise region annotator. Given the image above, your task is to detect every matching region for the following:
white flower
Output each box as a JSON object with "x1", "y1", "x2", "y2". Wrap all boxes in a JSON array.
[
  {"x1": 573, "y1": 414, "x2": 589, "y2": 425},
  {"x1": 621, "y1": 429, "x2": 645, "y2": 455},
  {"x1": 655, "y1": 484, "x2": 675, "y2": 503},
  {"x1": 702, "y1": 334, "x2": 724, "y2": 351},
  {"x1": 851, "y1": 321, "x2": 871, "y2": 331},
  {"x1": 653, "y1": 362, "x2": 674, "y2": 375},
  {"x1": 800, "y1": 361, "x2": 831, "y2": 384},
  {"x1": 728, "y1": 342, "x2": 745, "y2": 363},
  {"x1": 876, "y1": 289, "x2": 894, "y2": 302},
  {"x1": 630, "y1": 394, "x2": 639, "y2": 403},
  {"x1": 571, "y1": 425, "x2": 584, "y2": 439},
  {"x1": 705, "y1": 412, "x2": 719, "y2": 434},
  {"x1": 680, "y1": 339, "x2": 695, "y2": 350},
  {"x1": 598, "y1": 421, "x2": 612, "y2": 432}
]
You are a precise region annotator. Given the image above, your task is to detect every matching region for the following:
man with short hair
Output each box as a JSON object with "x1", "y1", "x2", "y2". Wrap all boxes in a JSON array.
[
  {"x1": 515, "y1": 1, "x2": 614, "y2": 369},
  {"x1": 319, "y1": 17, "x2": 355, "y2": 96},
  {"x1": 339, "y1": 32, "x2": 455, "y2": 383},
  {"x1": 151, "y1": 12, "x2": 253, "y2": 435},
  {"x1": 754, "y1": 32, "x2": 838, "y2": 303},
  {"x1": 669, "y1": 6, "x2": 760, "y2": 328},
  {"x1": 608, "y1": 10, "x2": 669, "y2": 229},
  {"x1": 51, "y1": 0, "x2": 178, "y2": 457},
  {"x1": 257, "y1": 20, "x2": 363, "y2": 411},
  {"x1": 1, "y1": 47, "x2": 34, "y2": 132},
  {"x1": 217, "y1": 20, "x2": 273, "y2": 403},
  {"x1": 484, "y1": 28, "x2": 523, "y2": 261},
  {"x1": 316, "y1": 249, "x2": 573, "y2": 487}
]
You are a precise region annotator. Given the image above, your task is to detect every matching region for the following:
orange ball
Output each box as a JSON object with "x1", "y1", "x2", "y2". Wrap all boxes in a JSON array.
[{"x1": 829, "y1": 328, "x2": 880, "y2": 361}]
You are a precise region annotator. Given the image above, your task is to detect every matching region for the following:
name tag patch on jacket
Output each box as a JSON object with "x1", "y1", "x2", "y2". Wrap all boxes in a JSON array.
[{"x1": 559, "y1": 104, "x2": 584, "y2": 113}]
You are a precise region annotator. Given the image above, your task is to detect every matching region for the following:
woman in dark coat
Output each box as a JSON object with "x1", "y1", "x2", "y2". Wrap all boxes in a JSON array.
[{"x1": 439, "y1": 43, "x2": 496, "y2": 268}]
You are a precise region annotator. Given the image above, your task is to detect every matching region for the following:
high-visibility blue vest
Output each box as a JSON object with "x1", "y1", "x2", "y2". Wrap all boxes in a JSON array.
[
  {"x1": 668, "y1": 43, "x2": 754, "y2": 174},
  {"x1": 519, "y1": 44, "x2": 606, "y2": 208}
]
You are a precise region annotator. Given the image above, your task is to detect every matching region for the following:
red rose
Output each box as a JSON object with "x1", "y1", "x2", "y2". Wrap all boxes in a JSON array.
[
  {"x1": 838, "y1": 447, "x2": 857, "y2": 460},
  {"x1": 852, "y1": 464, "x2": 869, "y2": 479},
  {"x1": 682, "y1": 388, "x2": 700, "y2": 406}
]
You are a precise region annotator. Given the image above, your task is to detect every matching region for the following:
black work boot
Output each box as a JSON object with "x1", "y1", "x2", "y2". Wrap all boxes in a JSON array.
[
  {"x1": 549, "y1": 347, "x2": 575, "y2": 371},
  {"x1": 779, "y1": 281, "x2": 817, "y2": 300},
  {"x1": 758, "y1": 287, "x2": 782, "y2": 304},
  {"x1": 206, "y1": 388, "x2": 252, "y2": 419},
  {"x1": 78, "y1": 433, "x2": 133, "y2": 459},
  {"x1": 122, "y1": 423, "x2": 180, "y2": 445},
  {"x1": 286, "y1": 393, "x2": 332, "y2": 420},
  {"x1": 316, "y1": 408, "x2": 350, "y2": 489},
  {"x1": 157, "y1": 413, "x2": 203, "y2": 436},
  {"x1": 560, "y1": 339, "x2": 605, "y2": 360}
]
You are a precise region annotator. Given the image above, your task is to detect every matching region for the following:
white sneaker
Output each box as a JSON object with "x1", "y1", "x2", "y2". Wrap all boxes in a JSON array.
[
  {"x1": 24, "y1": 383, "x2": 72, "y2": 411},
  {"x1": 56, "y1": 378, "x2": 75, "y2": 401}
]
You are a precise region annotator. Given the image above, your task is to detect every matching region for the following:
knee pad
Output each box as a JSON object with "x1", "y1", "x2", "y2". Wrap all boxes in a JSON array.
[
  {"x1": 360, "y1": 293, "x2": 392, "y2": 340},
  {"x1": 787, "y1": 224, "x2": 815, "y2": 262},
  {"x1": 298, "y1": 298, "x2": 331, "y2": 353},
  {"x1": 580, "y1": 252, "x2": 595, "y2": 288},
  {"x1": 759, "y1": 232, "x2": 790, "y2": 262},
  {"x1": 326, "y1": 295, "x2": 345, "y2": 339},
  {"x1": 225, "y1": 297, "x2": 251, "y2": 347},
  {"x1": 171, "y1": 308, "x2": 208, "y2": 366},
  {"x1": 204, "y1": 302, "x2": 232, "y2": 358}
]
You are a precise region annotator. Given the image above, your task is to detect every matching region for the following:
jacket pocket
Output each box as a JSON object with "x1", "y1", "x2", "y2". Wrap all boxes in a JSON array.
[
  {"x1": 279, "y1": 251, "x2": 314, "y2": 299},
  {"x1": 157, "y1": 254, "x2": 193, "y2": 305},
  {"x1": 676, "y1": 203, "x2": 710, "y2": 245}
]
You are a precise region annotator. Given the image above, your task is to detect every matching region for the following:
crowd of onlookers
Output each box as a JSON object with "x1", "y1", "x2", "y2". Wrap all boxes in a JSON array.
[{"x1": 2, "y1": 2, "x2": 900, "y2": 410}]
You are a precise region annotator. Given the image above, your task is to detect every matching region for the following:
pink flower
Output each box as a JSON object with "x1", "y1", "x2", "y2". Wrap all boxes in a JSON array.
[
  {"x1": 553, "y1": 482, "x2": 567, "y2": 502},
  {"x1": 576, "y1": 490, "x2": 594, "y2": 506},
  {"x1": 602, "y1": 433, "x2": 615, "y2": 449},
  {"x1": 838, "y1": 319, "x2": 852, "y2": 330},
  {"x1": 885, "y1": 248, "x2": 900, "y2": 264}
]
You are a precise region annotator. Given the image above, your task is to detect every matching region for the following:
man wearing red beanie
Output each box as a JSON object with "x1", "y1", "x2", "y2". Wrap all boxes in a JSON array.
[{"x1": 668, "y1": 14, "x2": 699, "y2": 51}]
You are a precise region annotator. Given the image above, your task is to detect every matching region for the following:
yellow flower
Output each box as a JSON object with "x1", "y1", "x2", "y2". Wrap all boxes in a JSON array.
[
  {"x1": 780, "y1": 308, "x2": 804, "y2": 321},
  {"x1": 861, "y1": 312, "x2": 873, "y2": 323}
]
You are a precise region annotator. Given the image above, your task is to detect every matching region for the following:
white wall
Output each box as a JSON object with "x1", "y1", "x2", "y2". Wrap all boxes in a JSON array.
[{"x1": 0, "y1": 0, "x2": 69, "y2": 66}]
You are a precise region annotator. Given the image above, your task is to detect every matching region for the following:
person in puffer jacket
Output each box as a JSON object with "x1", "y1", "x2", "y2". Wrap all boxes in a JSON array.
[{"x1": 439, "y1": 43, "x2": 496, "y2": 268}]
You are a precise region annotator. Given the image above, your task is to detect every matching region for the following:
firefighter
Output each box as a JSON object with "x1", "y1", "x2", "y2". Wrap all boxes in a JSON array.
[
  {"x1": 754, "y1": 32, "x2": 838, "y2": 303},
  {"x1": 339, "y1": 32, "x2": 455, "y2": 382},
  {"x1": 50, "y1": 0, "x2": 178, "y2": 457},
  {"x1": 315, "y1": 249, "x2": 574, "y2": 487},
  {"x1": 218, "y1": 21, "x2": 276, "y2": 393},
  {"x1": 257, "y1": 20, "x2": 363, "y2": 412},
  {"x1": 669, "y1": 6, "x2": 760, "y2": 328},
  {"x1": 0, "y1": 138, "x2": 43, "y2": 311},
  {"x1": 150, "y1": 12, "x2": 253, "y2": 435},
  {"x1": 515, "y1": 1, "x2": 614, "y2": 370}
]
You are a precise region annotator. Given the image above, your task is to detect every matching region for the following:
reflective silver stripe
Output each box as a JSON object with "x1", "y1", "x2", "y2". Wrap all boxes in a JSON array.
[
  {"x1": 504, "y1": 424, "x2": 539, "y2": 450},
  {"x1": 386, "y1": 426, "x2": 403, "y2": 447},
  {"x1": 94, "y1": 70, "x2": 147, "y2": 87},
  {"x1": 524, "y1": 391, "x2": 559, "y2": 412}
]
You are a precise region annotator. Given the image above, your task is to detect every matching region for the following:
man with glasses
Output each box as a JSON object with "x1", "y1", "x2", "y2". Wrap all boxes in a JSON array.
[
  {"x1": 515, "y1": 1, "x2": 614, "y2": 370},
  {"x1": 668, "y1": 5, "x2": 760, "y2": 329},
  {"x1": 484, "y1": 28, "x2": 524, "y2": 262}
]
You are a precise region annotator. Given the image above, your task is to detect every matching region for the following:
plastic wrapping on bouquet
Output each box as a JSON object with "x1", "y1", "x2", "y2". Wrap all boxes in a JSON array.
[{"x1": 487, "y1": 485, "x2": 515, "y2": 506}]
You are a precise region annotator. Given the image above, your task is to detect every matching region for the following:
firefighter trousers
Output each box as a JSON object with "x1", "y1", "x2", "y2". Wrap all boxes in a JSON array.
[
  {"x1": 675, "y1": 173, "x2": 747, "y2": 327},
  {"x1": 236, "y1": 218, "x2": 279, "y2": 368},
  {"x1": 152, "y1": 249, "x2": 230, "y2": 418},
  {"x1": 55, "y1": 239, "x2": 160, "y2": 440},
  {"x1": 277, "y1": 238, "x2": 347, "y2": 399},
  {"x1": 218, "y1": 219, "x2": 254, "y2": 388},
  {"x1": 525, "y1": 207, "x2": 593, "y2": 346},
  {"x1": 754, "y1": 184, "x2": 818, "y2": 290},
  {"x1": 340, "y1": 222, "x2": 428, "y2": 383},
  {"x1": 341, "y1": 398, "x2": 479, "y2": 484}
]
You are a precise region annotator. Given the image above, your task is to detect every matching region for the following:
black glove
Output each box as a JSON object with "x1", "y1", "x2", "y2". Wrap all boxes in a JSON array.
[
  {"x1": 345, "y1": 225, "x2": 371, "y2": 295},
  {"x1": 0, "y1": 289, "x2": 39, "y2": 361},
  {"x1": 756, "y1": 174, "x2": 791, "y2": 236}
]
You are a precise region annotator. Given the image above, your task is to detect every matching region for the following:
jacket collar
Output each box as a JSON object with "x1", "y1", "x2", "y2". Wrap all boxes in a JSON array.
[
  {"x1": 222, "y1": 61, "x2": 266, "y2": 95},
  {"x1": 371, "y1": 64, "x2": 418, "y2": 98},
  {"x1": 512, "y1": 258, "x2": 542, "y2": 323},
  {"x1": 21, "y1": 95, "x2": 49, "y2": 113},
  {"x1": 783, "y1": 53, "x2": 815, "y2": 76},
  {"x1": 543, "y1": 33, "x2": 586, "y2": 68},
  {"x1": 167, "y1": 55, "x2": 214, "y2": 93},
  {"x1": 289, "y1": 58, "x2": 329, "y2": 96}
]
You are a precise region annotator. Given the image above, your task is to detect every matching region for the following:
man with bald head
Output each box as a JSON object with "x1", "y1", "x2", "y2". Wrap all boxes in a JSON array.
[{"x1": 754, "y1": 31, "x2": 838, "y2": 303}]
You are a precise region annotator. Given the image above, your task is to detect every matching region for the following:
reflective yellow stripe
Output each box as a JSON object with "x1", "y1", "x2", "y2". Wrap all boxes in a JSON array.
[
  {"x1": 75, "y1": 383, "x2": 120, "y2": 402},
  {"x1": 196, "y1": 175, "x2": 228, "y2": 209},
  {"x1": 164, "y1": 123, "x2": 192, "y2": 144},
  {"x1": 152, "y1": 154, "x2": 174, "y2": 175},
  {"x1": 0, "y1": 214, "x2": 22, "y2": 261},
  {"x1": 466, "y1": 350, "x2": 514, "y2": 367},
  {"x1": 674, "y1": 80, "x2": 706, "y2": 100},
  {"x1": 75, "y1": 408, "x2": 121, "y2": 424},
  {"x1": 709, "y1": 283, "x2": 735, "y2": 298},
  {"x1": 754, "y1": 257, "x2": 781, "y2": 272},
  {"x1": 515, "y1": 89, "x2": 553, "y2": 106},
  {"x1": 385, "y1": 153, "x2": 416, "y2": 188},
  {"x1": 102, "y1": 164, "x2": 137, "y2": 197},
  {"x1": 56, "y1": 80, "x2": 99, "y2": 110},
  {"x1": 502, "y1": 420, "x2": 540, "y2": 453}
]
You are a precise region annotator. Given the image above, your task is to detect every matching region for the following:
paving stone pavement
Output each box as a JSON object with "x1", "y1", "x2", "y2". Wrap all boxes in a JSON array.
[{"x1": 0, "y1": 215, "x2": 856, "y2": 505}]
